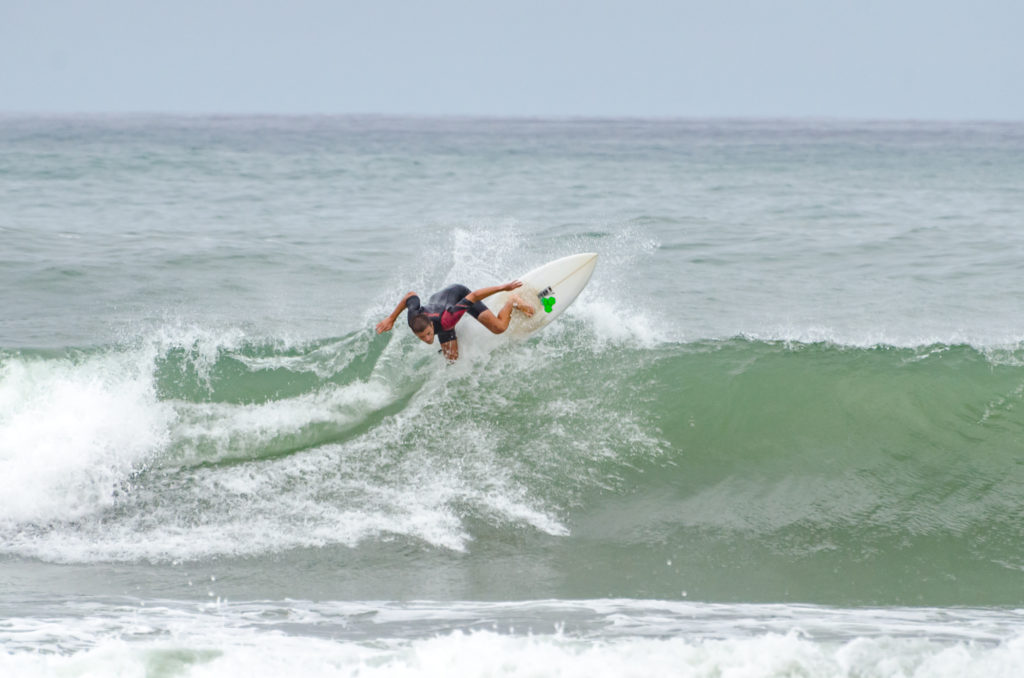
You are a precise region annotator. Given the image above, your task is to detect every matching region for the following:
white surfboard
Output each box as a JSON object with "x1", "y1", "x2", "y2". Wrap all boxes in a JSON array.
[{"x1": 489, "y1": 253, "x2": 598, "y2": 337}]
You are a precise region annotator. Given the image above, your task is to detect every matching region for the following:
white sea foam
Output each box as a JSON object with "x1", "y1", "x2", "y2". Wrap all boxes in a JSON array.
[
  {"x1": 0, "y1": 347, "x2": 173, "y2": 526},
  {"x1": 167, "y1": 377, "x2": 392, "y2": 464},
  {"x1": 3, "y1": 600, "x2": 1024, "y2": 678},
  {"x1": 0, "y1": 321, "x2": 581, "y2": 562}
]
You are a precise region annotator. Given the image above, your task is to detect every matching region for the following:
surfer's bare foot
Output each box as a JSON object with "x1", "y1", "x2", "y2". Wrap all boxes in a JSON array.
[{"x1": 510, "y1": 294, "x2": 535, "y2": 317}]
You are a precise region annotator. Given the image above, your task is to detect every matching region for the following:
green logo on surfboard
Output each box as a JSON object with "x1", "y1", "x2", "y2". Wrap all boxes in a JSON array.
[{"x1": 542, "y1": 297, "x2": 556, "y2": 313}]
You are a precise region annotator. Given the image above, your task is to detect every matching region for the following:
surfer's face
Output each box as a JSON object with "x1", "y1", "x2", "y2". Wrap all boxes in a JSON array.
[{"x1": 415, "y1": 326, "x2": 434, "y2": 344}]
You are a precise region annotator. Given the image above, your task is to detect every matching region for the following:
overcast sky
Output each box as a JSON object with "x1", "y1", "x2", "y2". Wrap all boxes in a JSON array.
[{"x1": 2, "y1": 0, "x2": 1021, "y2": 119}]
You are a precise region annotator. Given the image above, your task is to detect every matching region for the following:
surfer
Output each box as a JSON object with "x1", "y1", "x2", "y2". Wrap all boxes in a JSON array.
[{"x1": 375, "y1": 281, "x2": 535, "y2": 361}]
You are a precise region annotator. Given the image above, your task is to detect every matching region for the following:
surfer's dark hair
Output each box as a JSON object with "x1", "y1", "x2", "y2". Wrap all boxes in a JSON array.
[{"x1": 410, "y1": 314, "x2": 431, "y2": 333}]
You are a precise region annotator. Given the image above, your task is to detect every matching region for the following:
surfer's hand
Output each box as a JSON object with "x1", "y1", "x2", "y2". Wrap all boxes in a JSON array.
[
  {"x1": 502, "y1": 280, "x2": 523, "y2": 291},
  {"x1": 376, "y1": 318, "x2": 394, "y2": 334}
]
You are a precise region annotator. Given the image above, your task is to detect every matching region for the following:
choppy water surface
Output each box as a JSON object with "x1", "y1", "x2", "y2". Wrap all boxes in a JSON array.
[{"x1": 2, "y1": 116, "x2": 1024, "y2": 676}]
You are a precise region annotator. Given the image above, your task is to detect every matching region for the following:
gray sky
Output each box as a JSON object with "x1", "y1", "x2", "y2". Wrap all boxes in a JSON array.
[{"x1": 2, "y1": 0, "x2": 1022, "y2": 119}]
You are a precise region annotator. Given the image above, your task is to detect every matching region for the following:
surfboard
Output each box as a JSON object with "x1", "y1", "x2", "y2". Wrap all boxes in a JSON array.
[{"x1": 489, "y1": 252, "x2": 598, "y2": 337}]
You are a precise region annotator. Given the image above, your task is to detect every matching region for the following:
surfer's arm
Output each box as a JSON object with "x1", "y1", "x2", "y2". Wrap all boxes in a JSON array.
[
  {"x1": 440, "y1": 338, "x2": 458, "y2": 362},
  {"x1": 376, "y1": 292, "x2": 417, "y2": 334},
  {"x1": 465, "y1": 280, "x2": 522, "y2": 303}
]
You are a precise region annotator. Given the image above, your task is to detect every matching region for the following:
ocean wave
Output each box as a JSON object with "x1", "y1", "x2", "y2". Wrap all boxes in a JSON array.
[{"x1": 2, "y1": 326, "x2": 1024, "y2": 603}]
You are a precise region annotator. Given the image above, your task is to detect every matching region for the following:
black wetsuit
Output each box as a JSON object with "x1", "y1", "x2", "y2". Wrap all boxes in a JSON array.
[{"x1": 406, "y1": 284, "x2": 489, "y2": 344}]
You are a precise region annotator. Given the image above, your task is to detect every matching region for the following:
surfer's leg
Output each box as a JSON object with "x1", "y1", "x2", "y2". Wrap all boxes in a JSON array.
[
  {"x1": 476, "y1": 306, "x2": 511, "y2": 334},
  {"x1": 476, "y1": 295, "x2": 534, "y2": 334}
]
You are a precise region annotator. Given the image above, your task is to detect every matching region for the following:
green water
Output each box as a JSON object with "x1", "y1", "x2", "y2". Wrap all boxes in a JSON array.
[{"x1": 3, "y1": 116, "x2": 1024, "y2": 675}]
